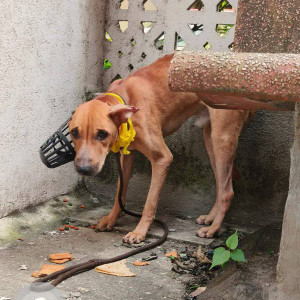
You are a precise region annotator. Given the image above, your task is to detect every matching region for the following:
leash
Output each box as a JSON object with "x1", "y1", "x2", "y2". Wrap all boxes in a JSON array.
[{"x1": 35, "y1": 152, "x2": 169, "y2": 287}]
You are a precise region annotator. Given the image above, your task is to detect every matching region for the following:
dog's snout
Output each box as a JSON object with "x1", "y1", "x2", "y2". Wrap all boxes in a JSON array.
[{"x1": 75, "y1": 164, "x2": 94, "y2": 176}]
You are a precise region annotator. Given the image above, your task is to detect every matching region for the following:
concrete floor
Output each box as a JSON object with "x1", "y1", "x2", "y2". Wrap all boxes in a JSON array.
[
  {"x1": 1, "y1": 227, "x2": 195, "y2": 300},
  {"x1": 0, "y1": 189, "x2": 275, "y2": 300}
]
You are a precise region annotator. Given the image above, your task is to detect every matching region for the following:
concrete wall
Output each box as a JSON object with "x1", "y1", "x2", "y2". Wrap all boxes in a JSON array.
[
  {"x1": 276, "y1": 104, "x2": 300, "y2": 298},
  {"x1": 0, "y1": 0, "x2": 106, "y2": 218}
]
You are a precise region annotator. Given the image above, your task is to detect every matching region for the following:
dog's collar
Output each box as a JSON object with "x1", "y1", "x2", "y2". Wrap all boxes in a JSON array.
[{"x1": 105, "y1": 92, "x2": 136, "y2": 155}]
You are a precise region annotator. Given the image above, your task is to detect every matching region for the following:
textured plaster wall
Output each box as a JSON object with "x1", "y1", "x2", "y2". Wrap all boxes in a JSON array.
[
  {"x1": 277, "y1": 104, "x2": 300, "y2": 296},
  {"x1": 0, "y1": 0, "x2": 106, "y2": 218}
]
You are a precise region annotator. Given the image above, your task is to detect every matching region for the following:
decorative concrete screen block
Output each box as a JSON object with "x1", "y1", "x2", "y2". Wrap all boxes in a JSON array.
[{"x1": 103, "y1": 0, "x2": 238, "y2": 88}]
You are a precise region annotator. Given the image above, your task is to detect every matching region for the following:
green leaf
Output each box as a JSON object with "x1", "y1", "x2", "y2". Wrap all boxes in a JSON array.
[
  {"x1": 230, "y1": 249, "x2": 247, "y2": 263},
  {"x1": 226, "y1": 231, "x2": 239, "y2": 250},
  {"x1": 210, "y1": 247, "x2": 230, "y2": 270}
]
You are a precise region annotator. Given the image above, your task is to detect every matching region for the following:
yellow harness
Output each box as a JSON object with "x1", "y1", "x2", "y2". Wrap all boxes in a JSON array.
[{"x1": 105, "y1": 92, "x2": 136, "y2": 155}]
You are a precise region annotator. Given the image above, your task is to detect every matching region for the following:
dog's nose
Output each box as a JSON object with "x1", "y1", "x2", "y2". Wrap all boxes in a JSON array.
[{"x1": 75, "y1": 165, "x2": 93, "y2": 176}]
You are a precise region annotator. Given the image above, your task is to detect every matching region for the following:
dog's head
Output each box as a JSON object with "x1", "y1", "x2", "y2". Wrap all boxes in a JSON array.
[{"x1": 69, "y1": 99, "x2": 138, "y2": 176}]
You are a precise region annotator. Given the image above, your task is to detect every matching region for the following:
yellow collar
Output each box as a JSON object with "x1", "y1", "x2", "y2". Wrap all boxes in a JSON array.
[{"x1": 105, "y1": 92, "x2": 136, "y2": 155}]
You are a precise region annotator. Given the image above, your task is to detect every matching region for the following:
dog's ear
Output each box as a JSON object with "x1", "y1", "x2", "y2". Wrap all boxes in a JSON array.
[{"x1": 109, "y1": 104, "x2": 139, "y2": 126}]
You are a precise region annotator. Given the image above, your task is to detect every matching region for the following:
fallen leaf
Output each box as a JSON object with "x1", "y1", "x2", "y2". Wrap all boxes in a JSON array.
[
  {"x1": 165, "y1": 251, "x2": 178, "y2": 259},
  {"x1": 95, "y1": 260, "x2": 136, "y2": 277},
  {"x1": 190, "y1": 287, "x2": 207, "y2": 297},
  {"x1": 195, "y1": 246, "x2": 211, "y2": 264},
  {"x1": 32, "y1": 264, "x2": 65, "y2": 278},
  {"x1": 133, "y1": 261, "x2": 150, "y2": 266},
  {"x1": 51, "y1": 258, "x2": 70, "y2": 264},
  {"x1": 49, "y1": 252, "x2": 73, "y2": 261}
]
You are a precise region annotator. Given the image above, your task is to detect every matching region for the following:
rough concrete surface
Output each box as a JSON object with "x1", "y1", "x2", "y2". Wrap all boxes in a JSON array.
[
  {"x1": 276, "y1": 104, "x2": 300, "y2": 298},
  {"x1": 0, "y1": 0, "x2": 106, "y2": 218},
  {"x1": 0, "y1": 228, "x2": 188, "y2": 300},
  {"x1": 0, "y1": 189, "x2": 270, "y2": 300}
]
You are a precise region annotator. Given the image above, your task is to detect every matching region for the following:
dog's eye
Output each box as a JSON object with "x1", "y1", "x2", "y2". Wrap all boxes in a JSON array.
[
  {"x1": 71, "y1": 128, "x2": 79, "y2": 139},
  {"x1": 97, "y1": 130, "x2": 109, "y2": 141}
]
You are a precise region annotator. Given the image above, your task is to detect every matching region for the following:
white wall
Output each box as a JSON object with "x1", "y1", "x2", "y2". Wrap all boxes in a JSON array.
[{"x1": 0, "y1": 0, "x2": 106, "y2": 218}]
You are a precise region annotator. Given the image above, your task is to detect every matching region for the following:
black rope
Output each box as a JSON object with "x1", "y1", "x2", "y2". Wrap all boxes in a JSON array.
[{"x1": 35, "y1": 153, "x2": 168, "y2": 287}]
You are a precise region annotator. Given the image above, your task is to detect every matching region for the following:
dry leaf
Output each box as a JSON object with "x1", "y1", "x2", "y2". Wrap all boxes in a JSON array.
[
  {"x1": 190, "y1": 287, "x2": 207, "y2": 297},
  {"x1": 195, "y1": 246, "x2": 211, "y2": 264},
  {"x1": 51, "y1": 258, "x2": 71, "y2": 264},
  {"x1": 32, "y1": 264, "x2": 65, "y2": 278},
  {"x1": 165, "y1": 251, "x2": 178, "y2": 258},
  {"x1": 49, "y1": 252, "x2": 73, "y2": 261},
  {"x1": 95, "y1": 260, "x2": 136, "y2": 277},
  {"x1": 133, "y1": 261, "x2": 150, "y2": 266}
]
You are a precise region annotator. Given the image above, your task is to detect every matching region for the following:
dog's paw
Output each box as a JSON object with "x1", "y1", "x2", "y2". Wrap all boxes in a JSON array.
[
  {"x1": 95, "y1": 215, "x2": 117, "y2": 232},
  {"x1": 123, "y1": 231, "x2": 146, "y2": 244},
  {"x1": 196, "y1": 215, "x2": 214, "y2": 225},
  {"x1": 196, "y1": 225, "x2": 220, "y2": 239}
]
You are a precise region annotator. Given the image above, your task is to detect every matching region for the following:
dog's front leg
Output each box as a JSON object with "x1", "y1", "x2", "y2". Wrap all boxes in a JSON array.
[
  {"x1": 123, "y1": 142, "x2": 173, "y2": 244},
  {"x1": 96, "y1": 152, "x2": 134, "y2": 231}
]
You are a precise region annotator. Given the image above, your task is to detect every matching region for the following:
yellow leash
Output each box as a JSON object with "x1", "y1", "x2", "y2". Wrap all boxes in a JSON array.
[{"x1": 105, "y1": 92, "x2": 136, "y2": 155}]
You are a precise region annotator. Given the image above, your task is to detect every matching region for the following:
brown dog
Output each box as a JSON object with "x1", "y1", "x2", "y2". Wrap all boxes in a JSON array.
[{"x1": 69, "y1": 54, "x2": 253, "y2": 244}]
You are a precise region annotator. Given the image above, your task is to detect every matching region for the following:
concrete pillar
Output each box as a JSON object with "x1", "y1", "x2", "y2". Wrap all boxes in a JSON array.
[{"x1": 275, "y1": 105, "x2": 300, "y2": 299}]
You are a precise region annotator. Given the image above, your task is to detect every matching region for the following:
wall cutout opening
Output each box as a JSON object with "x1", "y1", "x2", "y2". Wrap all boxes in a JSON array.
[
  {"x1": 188, "y1": 24, "x2": 204, "y2": 35},
  {"x1": 217, "y1": 0, "x2": 235, "y2": 12},
  {"x1": 142, "y1": 21, "x2": 154, "y2": 34},
  {"x1": 216, "y1": 24, "x2": 234, "y2": 36},
  {"x1": 175, "y1": 33, "x2": 186, "y2": 51},
  {"x1": 203, "y1": 42, "x2": 211, "y2": 51},
  {"x1": 143, "y1": 0, "x2": 158, "y2": 11},
  {"x1": 120, "y1": 0, "x2": 129, "y2": 10},
  {"x1": 111, "y1": 74, "x2": 122, "y2": 82},
  {"x1": 130, "y1": 38, "x2": 136, "y2": 46},
  {"x1": 105, "y1": 32, "x2": 112, "y2": 42},
  {"x1": 119, "y1": 21, "x2": 128, "y2": 32},
  {"x1": 128, "y1": 64, "x2": 134, "y2": 71},
  {"x1": 228, "y1": 42, "x2": 234, "y2": 51},
  {"x1": 154, "y1": 32, "x2": 164, "y2": 50},
  {"x1": 187, "y1": 0, "x2": 204, "y2": 11},
  {"x1": 104, "y1": 59, "x2": 112, "y2": 70}
]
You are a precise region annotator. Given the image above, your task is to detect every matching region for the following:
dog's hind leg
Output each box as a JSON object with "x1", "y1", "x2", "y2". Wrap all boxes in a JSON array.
[
  {"x1": 197, "y1": 124, "x2": 218, "y2": 225},
  {"x1": 197, "y1": 109, "x2": 248, "y2": 238},
  {"x1": 96, "y1": 152, "x2": 135, "y2": 232}
]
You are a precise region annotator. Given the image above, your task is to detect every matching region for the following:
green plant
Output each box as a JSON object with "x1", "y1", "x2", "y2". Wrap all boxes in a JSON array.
[{"x1": 210, "y1": 231, "x2": 247, "y2": 270}]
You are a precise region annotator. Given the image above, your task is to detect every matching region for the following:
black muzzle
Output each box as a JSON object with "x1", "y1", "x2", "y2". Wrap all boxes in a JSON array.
[{"x1": 39, "y1": 117, "x2": 75, "y2": 168}]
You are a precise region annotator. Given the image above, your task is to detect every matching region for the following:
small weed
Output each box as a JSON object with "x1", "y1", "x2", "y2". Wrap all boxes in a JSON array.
[{"x1": 210, "y1": 231, "x2": 247, "y2": 270}]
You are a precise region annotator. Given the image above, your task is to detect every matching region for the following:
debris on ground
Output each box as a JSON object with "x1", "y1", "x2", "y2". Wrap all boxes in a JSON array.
[
  {"x1": 77, "y1": 287, "x2": 90, "y2": 294},
  {"x1": 19, "y1": 265, "x2": 27, "y2": 270},
  {"x1": 165, "y1": 250, "x2": 178, "y2": 259},
  {"x1": 142, "y1": 253, "x2": 158, "y2": 261},
  {"x1": 95, "y1": 259, "x2": 136, "y2": 277},
  {"x1": 17, "y1": 237, "x2": 23, "y2": 241},
  {"x1": 32, "y1": 264, "x2": 65, "y2": 278},
  {"x1": 49, "y1": 252, "x2": 73, "y2": 264},
  {"x1": 190, "y1": 286, "x2": 207, "y2": 297},
  {"x1": 192, "y1": 246, "x2": 211, "y2": 264},
  {"x1": 133, "y1": 261, "x2": 150, "y2": 266}
]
